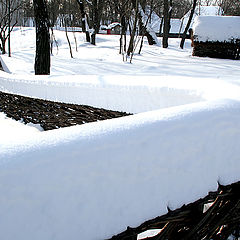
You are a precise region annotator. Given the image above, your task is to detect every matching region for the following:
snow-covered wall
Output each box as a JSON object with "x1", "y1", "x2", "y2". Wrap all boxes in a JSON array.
[
  {"x1": 193, "y1": 16, "x2": 240, "y2": 42},
  {"x1": 1, "y1": 100, "x2": 240, "y2": 240},
  {"x1": 1, "y1": 72, "x2": 240, "y2": 113},
  {"x1": 0, "y1": 72, "x2": 206, "y2": 113}
]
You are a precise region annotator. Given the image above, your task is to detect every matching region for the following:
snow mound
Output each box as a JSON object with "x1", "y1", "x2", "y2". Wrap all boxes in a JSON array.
[
  {"x1": 2, "y1": 72, "x2": 240, "y2": 113},
  {"x1": 1, "y1": 100, "x2": 240, "y2": 240},
  {"x1": 193, "y1": 16, "x2": 240, "y2": 42}
]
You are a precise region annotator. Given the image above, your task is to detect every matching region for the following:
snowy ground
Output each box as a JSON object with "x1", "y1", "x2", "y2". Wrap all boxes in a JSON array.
[
  {"x1": 0, "y1": 27, "x2": 240, "y2": 240},
  {"x1": 1, "y1": 27, "x2": 240, "y2": 81}
]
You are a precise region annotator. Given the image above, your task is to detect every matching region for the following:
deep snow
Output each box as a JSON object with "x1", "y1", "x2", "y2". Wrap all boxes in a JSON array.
[
  {"x1": 1, "y1": 100, "x2": 240, "y2": 240},
  {"x1": 193, "y1": 16, "x2": 240, "y2": 42},
  {"x1": 0, "y1": 27, "x2": 240, "y2": 240}
]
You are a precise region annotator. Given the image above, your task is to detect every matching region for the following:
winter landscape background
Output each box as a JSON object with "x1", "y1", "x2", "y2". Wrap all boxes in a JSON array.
[{"x1": 0, "y1": 13, "x2": 240, "y2": 240}]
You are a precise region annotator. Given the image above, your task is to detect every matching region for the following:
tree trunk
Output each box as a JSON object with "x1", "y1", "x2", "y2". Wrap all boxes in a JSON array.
[
  {"x1": 162, "y1": 0, "x2": 169, "y2": 48},
  {"x1": 90, "y1": 0, "x2": 98, "y2": 45},
  {"x1": 91, "y1": 31, "x2": 96, "y2": 45},
  {"x1": 90, "y1": 0, "x2": 104, "y2": 45},
  {"x1": 159, "y1": 17, "x2": 164, "y2": 34},
  {"x1": 1, "y1": 36, "x2": 6, "y2": 54},
  {"x1": 0, "y1": 31, "x2": 7, "y2": 54},
  {"x1": 168, "y1": 0, "x2": 173, "y2": 34},
  {"x1": 64, "y1": 22, "x2": 73, "y2": 58},
  {"x1": 76, "y1": 0, "x2": 90, "y2": 42},
  {"x1": 127, "y1": 0, "x2": 139, "y2": 56},
  {"x1": 8, "y1": 0, "x2": 11, "y2": 57},
  {"x1": 33, "y1": 0, "x2": 50, "y2": 75},
  {"x1": 119, "y1": 15, "x2": 127, "y2": 54},
  {"x1": 180, "y1": 0, "x2": 197, "y2": 49}
]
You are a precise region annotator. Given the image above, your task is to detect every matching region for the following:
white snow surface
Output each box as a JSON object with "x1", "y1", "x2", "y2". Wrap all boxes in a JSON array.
[
  {"x1": 0, "y1": 112, "x2": 42, "y2": 143},
  {"x1": 1, "y1": 28, "x2": 240, "y2": 240},
  {"x1": 193, "y1": 16, "x2": 240, "y2": 42},
  {"x1": 1, "y1": 100, "x2": 240, "y2": 240}
]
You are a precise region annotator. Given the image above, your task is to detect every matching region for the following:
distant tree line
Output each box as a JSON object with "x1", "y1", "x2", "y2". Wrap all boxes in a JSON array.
[{"x1": 20, "y1": 0, "x2": 240, "y2": 27}]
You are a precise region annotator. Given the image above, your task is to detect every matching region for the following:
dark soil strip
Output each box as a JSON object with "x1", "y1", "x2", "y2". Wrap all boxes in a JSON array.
[{"x1": 0, "y1": 91, "x2": 131, "y2": 131}]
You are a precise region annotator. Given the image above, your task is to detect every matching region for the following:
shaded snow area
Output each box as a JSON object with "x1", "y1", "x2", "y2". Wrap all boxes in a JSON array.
[
  {"x1": 193, "y1": 16, "x2": 240, "y2": 42},
  {"x1": 1, "y1": 100, "x2": 240, "y2": 240},
  {"x1": 0, "y1": 28, "x2": 240, "y2": 240}
]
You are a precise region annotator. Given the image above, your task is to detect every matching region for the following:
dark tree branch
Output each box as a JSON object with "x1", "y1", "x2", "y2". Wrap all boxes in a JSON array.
[{"x1": 180, "y1": 0, "x2": 197, "y2": 49}]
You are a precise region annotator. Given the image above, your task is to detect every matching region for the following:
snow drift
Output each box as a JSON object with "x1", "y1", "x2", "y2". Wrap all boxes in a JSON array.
[
  {"x1": 1, "y1": 71, "x2": 240, "y2": 113},
  {"x1": 1, "y1": 99, "x2": 240, "y2": 240}
]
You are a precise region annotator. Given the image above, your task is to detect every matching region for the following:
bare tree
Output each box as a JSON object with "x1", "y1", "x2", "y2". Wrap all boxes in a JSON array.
[
  {"x1": 33, "y1": 0, "x2": 51, "y2": 75},
  {"x1": 162, "y1": 0, "x2": 172, "y2": 48},
  {"x1": 76, "y1": 0, "x2": 90, "y2": 42},
  {"x1": 22, "y1": 0, "x2": 34, "y2": 25},
  {"x1": 204, "y1": 0, "x2": 214, "y2": 6},
  {"x1": 131, "y1": 0, "x2": 158, "y2": 46},
  {"x1": 127, "y1": 0, "x2": 139, "y2": 56},
  {"x1": 81, "y1": 0, "x2": 105, "y2": 45},
  {"x1": 0, "y1": 0, "x2": 21, "y2": 54},
  {"x1": 47, "y1": 0, "x2": 61, "y2": 27},
  {"x1": 118, "y1": 0, "x2": 131, "y2": 54},
  {"x1": 64, "y1": 16, "x2": 74, "y2": 58},
  {"x1": 216, "y1": 0, "x2": 240, "y2": 16},
  {"x1": 172, "y1": 0, "x2": 191, "y2": 18},
  {"x1": 138, "y1": 3, "x2": 158, "y2": 45},
  {"x1": 180, "y1": 0, "x2": 197, "y2": 49}
]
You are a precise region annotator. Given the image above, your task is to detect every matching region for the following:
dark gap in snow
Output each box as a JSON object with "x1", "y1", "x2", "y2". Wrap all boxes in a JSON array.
[
  {"x1": 0, "y1": 91, "x2": 132, "y2": 131},
  {"x1": 109, "y1": 181, "x2": 240, "y2": 240}
]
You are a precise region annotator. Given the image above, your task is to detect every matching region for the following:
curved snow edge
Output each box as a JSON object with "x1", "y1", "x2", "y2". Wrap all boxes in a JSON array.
[
  {"x1": 0, "y1": 99, "x2": 240, "y2": 240},
  {"x1": 1, "y1": 72, "x2": 240, "y2": 113}
]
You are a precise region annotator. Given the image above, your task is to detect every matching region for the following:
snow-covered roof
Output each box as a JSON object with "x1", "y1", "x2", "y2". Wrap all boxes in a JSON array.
[
  {"x1": 107, "y1": 22, "x2": 121, "y2": 30},
  {"x1": 193, "y1": 16, "x2": 240, "y2": 42}
]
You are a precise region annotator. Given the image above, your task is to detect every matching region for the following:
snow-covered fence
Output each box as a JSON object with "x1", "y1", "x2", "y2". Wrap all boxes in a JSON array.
[
  {"x1": 109, "y1": 180, "x2": 240, "y2": 240},
  {"x1": 1, "y1": 99, "x2": 240, "y2": 240},
  {"x1": 192, "y1": 16, "x2": 240, "y2": 59},
  {"x1": 0, "y1": 73, "x2": 205, "y2": 113}
]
